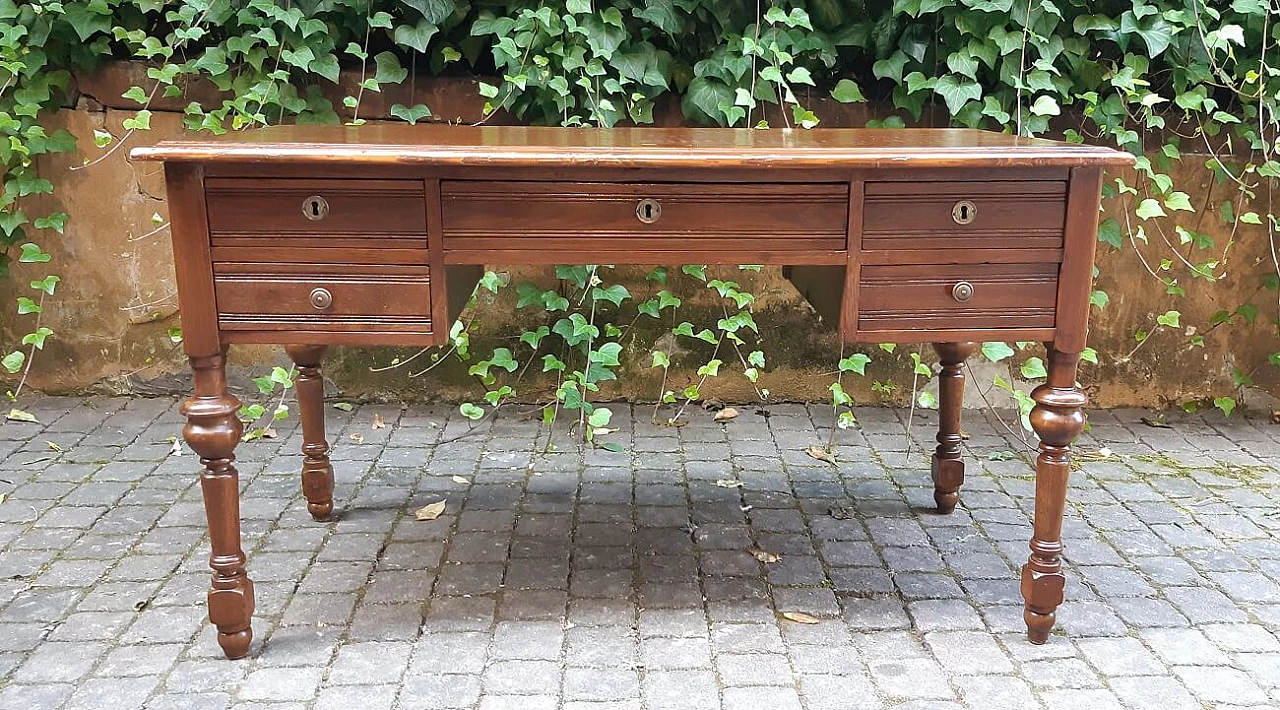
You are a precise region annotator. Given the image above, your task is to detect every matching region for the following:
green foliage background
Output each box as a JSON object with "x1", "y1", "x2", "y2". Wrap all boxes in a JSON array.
[{"x1": 0, "y1": 0, "x2": 1276, "y2": 426}]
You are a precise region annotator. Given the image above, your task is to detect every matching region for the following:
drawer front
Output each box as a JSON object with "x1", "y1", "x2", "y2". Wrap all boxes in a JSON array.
[
  {"x1": 440, "y1": 181, "x2": 849, "y2": 252},
  {"x1": 214, "y1": 269, "x2": 431, "y2": 332},
  {"x1": 862, "y1": 181, "x2": 1067, "y2": 251},
  {"x1": 205, "y1": 178, "x2": 428, "y2": 236},
  {"x1": 858, "y1": 263, "x2": 1058, "y2": 331}
]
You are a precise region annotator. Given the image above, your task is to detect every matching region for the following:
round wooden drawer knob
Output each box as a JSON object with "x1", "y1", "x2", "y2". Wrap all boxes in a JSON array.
[
  {"x1": 951, "y1": 281, "x2": 975, "y2": 303},
  {"x1": 309, "y1": 287, "x2": 333, "y2": 310}
]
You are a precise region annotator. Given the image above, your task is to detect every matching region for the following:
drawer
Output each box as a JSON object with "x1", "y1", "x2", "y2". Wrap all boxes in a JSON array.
[
  {"x1": 440, "y1": 181, "x2": 849, "y2": 253},
  {"x1": 858, "y1": 263, "x2": 1058, "y2": 331},
  {"x1": 204, "y1": 178, "x2": 428, "y2": 236},
  {"x1": 214, "y1": 268, "x2": 432, "y2": 332},
  {"x1": 862, "y1": 181, "x2": 1067, "y2": 251}
]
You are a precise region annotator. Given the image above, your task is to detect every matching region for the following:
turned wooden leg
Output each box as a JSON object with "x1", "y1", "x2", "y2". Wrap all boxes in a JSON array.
[
  {"x1": 1022, "y1": 346, "x2": 1086, "y2": 644},
  {"x1": 182, "y1": 350, "x2": 255, "y2": 659},
  {"x1": 931, "y1": 342, "x2": 977, "y2": 514},
  {"x1": 285, "y1": 345, "x2": 334, "y2": 521}
]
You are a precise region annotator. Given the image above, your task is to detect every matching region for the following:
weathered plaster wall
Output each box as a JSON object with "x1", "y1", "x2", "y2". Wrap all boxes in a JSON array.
[{"x1": 3, "y1": 62, "x2": 1277, "y2": 410}]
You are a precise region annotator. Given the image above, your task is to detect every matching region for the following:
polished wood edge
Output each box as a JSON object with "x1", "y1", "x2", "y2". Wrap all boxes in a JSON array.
[
  {"x1": 131, "y1": 145, "x2": 1137, "y2": 168},
  {"x1": 840, "y1": 180, "x2": 863, "y2": 341},
  {"x1": 848, "y1": 327, "x2": 1056, "y2": 343},
  {"x1": 165, "y1": 163, "x2": 222, "y2": 358},
  {"x1": 221, "y1": 331, "x2": 437, "y2": 346},
  {"x1": 441, "y1": 250, "x2": 849, "y2": 266},
  {"x1": 1054, "y1": 167, "x2": 1105, "y2": 353},
  {"x1": 426, "y1": 178, "x2": 451, "y2": 334}
]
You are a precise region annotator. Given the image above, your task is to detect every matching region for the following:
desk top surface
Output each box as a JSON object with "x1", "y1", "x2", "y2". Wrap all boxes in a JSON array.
[{"x1": 131, "y1": 125, "x2": 1134, "y2": 169}]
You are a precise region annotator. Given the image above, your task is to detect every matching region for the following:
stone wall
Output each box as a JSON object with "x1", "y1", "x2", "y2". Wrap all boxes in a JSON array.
[{"x1": 4, "y1": 62, "x2": 1277, "y2": 411}]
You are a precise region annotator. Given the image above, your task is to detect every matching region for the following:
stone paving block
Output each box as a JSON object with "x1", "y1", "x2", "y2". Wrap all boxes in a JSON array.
[{"x1": 641, "y1": 669, "x2": 719, "y2": 710}]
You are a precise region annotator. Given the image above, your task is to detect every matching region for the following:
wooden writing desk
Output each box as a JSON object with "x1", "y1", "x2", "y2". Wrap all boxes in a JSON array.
[{"x1": 132, "y1": 126, "x2": 1133, "y2": 659}]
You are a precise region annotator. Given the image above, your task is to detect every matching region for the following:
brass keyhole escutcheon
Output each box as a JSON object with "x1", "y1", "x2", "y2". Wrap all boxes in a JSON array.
[
  {"x1": 951, "y1": 281, "x2": 975, "y2": 303},
  {"x1": 309, "y1": 287, "x2": 333, "y2": 310},
  {"x1": 635, "y1": 198, "x2": 662, "y2": 224},
  {"x1": 302, "y1": 195, "x2": 329, "y2": 221},
  {"x1": 951, "y1": 199, "x2": 976, "y2": 225}
]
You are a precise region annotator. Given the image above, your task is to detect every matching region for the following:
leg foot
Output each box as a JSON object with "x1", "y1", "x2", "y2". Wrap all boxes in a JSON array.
[
  {"x1": 931, "y1": 342, "x2": 976, "y2": 514},
  {"x1": 1022, "y1": 346, "x2": 1085, "y2": 644},
  {"x1": 183, "y1": 351, "x2": 255, "y2": 660},
  {"x1": 286, "y1": 345, "x2": 334, "y2": 521}
]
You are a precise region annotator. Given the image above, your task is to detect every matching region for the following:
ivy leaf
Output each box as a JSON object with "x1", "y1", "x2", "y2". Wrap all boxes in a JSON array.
[
  {"x1": 395, "y1": 19, "x2": 439, "y2": 53},
  {"x1": 786, "y1": 67, "x2": 815, "y2": 86},
  {"x1": 1029, "y1": 95, "x2": 1061, "y2": 116},
  {"x1": 1213, "y1": 397, "x2": 1236, "y2": 417},
  {"x1": 400, "y1": 0, "x2": 456, "y2": 23},
  {"x1": 459, "y1": 402, "x2": 485, "y2": 420},
  {"x1": 311, "y1": 53, "x2": 341, "y2": 83},
  {"x1": 588, "y1": 407, "x2": 613, "y2": 429},
  {"x1": 1164, "y1": 192, "x2": 1194, "y2": 212},
  {"x1": 16, "y1": 297, "x2": 41, "y2": 315},
  {"x1": 373, "y1": 52, "x2": 408, "y2": 85},
  {"x1": 64, "y1": 2, "x2": 112, "y2": 41},
  {"x1": 122, "y1": 110, "x2": 152, "y2": 131},
  {"x1": 591, "y1": 342, "x2": 623, "y2": 367},
  {"x1": 1156, "y1": 310, "x2": 1181, "y2": 328},
  {"x1": 1, "y1": 350, "x2": 24, "y2": 374},
  {"x1": 981, "y1": 342, "x2": 1015, "y2": 362},
  {"x1": 873, "y1": 52, "x2": 909, "y2": 83},
  {"x1": 391, "y1": 104, "x2": 433, "y2": 125},
  {"x1": 831, "y1": 79, "x2": 865, "y2": 103},
  {"x1": 1135, "y1": 199, "x2": 1166, "y2": 220},
  {"x1": 1097, "y1": 218, "x2": 1122, "y2": 248},
  {"x1": 22, "y1": 327, "x2": 52, "y2": 350},
  {"x1": 838, "y1": 353, "x2": 871, "y2": 375},
  {"x1": 1020, "y1": 357, "x2": 1048, "y2": 379},
  {"x1": 591, "y1": 284, "x2": 630, "y2": 306},
  {"x1": 520, "y1": 326, "x2": 550, "y2": 350},
  {"x1": 652, "y1": 350, "x2": 670, "y2": 369},
  {"x1": 933, "y1": 75, "x2": 982, "y2": 115},
  {"x1": 697, "y1": 359, "x2": 722, "y2": 377},
  {"x1": 18, "y1": 243, "x2": 50, "y2": 263}
]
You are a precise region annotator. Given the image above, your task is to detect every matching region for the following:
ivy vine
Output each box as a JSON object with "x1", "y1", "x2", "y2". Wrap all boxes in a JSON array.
[{"x1": 0, "y1": 0, "x2": 1276, "y2": 434}]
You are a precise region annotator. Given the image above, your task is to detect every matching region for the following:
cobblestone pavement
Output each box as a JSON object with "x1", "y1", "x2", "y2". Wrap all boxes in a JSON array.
[{"x1": 0, "y1": 396, "x2": 1278, "y2": 709}]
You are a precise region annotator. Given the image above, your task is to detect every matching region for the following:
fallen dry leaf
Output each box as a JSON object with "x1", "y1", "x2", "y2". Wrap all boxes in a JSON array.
[
  {"x1": 451, "y1": 475, "x2": 470, "y2": 485},
  {"x1": 1271, "y1": 410, "x2": 1279, "y2": 424},
  {"x1": 715, "y1": 479, "x2": 745, "y2": 489},
  {"x1": 349, "y1": 433, "x2": 365, "y2": 444},
  {"x1": 780, "y1": 611, "x2": 820, "y2": 624},
  {"x1": 261, "y1": 427, "x2": 277, "y2": 439},
  {"x1": 713, "y1": 407, "x2": 739, "y2": 422},
  {"x1": 749, "y1": 547, "x2": 780, "y2": 563},
  {"x1": 1140, "y1": 416, "x2": 1172, "y2": 429},
  {"x1": 371, "y1": 413, "x2": 385, "y2": 429},
  {"x1": 167, "y1": 439, "x2": 183, "y2": 457},
  {"x1": 805, "y1": 445, "x2": 837, "y2": 465},
  {"x1": 414, "y1": 499, "x2": 447, "y2": 521},
  {"x1": 701, "y1": 397, "x2": 725, "y2": 412},
  {"x1": 5, "y1": 408, "x2": 37, "y2": 424},
  {"x1": 46, "y1": 441, "x2": 62, "y2": 453},
  {"x1": 828, "y1": 506, "x2": 853, "y2": 520}
]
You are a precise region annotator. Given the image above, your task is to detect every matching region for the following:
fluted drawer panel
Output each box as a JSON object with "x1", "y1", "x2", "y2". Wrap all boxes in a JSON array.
[
  {"x1": 440, "y1": 181, "x2": 849, "y2": 253},
  {"x1": 858, "y1": 262, "x2": 1058, "y2": 332},
  {"x1": 862, "y1": 181, "x2": 1067, "y2": 252},
  {"x1": 214, "y1": 268, "x2": 431, "y2": 332},
  {"x1": 205, "y1": 178, "x2": 428, "y2": 236}
]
